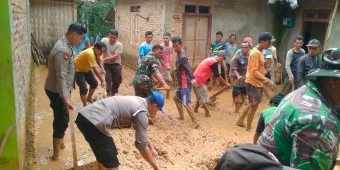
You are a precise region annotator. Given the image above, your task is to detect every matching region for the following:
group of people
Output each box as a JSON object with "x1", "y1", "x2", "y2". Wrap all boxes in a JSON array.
[{"x1": 43, "y1": 22, "x2": 340, "y2": 170}]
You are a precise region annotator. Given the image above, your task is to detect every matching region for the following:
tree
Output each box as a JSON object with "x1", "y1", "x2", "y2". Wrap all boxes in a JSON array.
[{"x1": 77, "y1": 0, "x2": 115, "y2": 39}]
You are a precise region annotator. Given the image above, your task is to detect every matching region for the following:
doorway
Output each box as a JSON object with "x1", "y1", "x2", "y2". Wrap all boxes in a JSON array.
[
  {"x1": 183, "y1": 5, "x2": 211, "y2": 68},
  {"x1": 301, "y1": 10, "x2": 330, "y2": 52}
]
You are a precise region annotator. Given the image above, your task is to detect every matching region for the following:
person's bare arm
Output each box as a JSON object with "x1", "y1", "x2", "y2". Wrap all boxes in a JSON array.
[
  {"x1": 103, "y1": 53, "x2": 121, "y2": 62},
  {"x1": 152, "y1": 71, "x2": 169, "y2": 89},
  {"x1": 92, "y1": 66, "x2": 106, "y2": 87},
  {"x1": 138, "y1": 142, "x2": 160, "y2": 170}
]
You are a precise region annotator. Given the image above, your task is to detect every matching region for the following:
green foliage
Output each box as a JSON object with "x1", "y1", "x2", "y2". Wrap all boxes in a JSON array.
[{"x1": 77, "y1": 0, "x2": 115, "y2": 39}]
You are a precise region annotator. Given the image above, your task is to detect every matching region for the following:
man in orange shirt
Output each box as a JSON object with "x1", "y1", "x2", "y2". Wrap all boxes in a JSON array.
[{"x1": 236, "y1": 32, "x2": 276, "y2": 131}]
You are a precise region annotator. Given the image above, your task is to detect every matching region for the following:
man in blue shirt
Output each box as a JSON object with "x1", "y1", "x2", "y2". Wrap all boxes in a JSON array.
[
  {"x1": 138, "y1": 31, "x2": 153, "y2": 64},
  {"x1": 74, "y1": 32, "x2": 90, "y2": 56}
]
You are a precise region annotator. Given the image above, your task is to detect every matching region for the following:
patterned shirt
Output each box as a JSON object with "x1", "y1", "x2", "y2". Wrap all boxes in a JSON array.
[
  {"x1": 132, "y1": 55, "x2": 160, "y2": 89},
  {"x1": 210, "y1": 41, "x2": 227, "y2": 57},
  {"x1": 258, "y1": 81, "x2": 339, "y2": 170},
  {"x1": 231, "y1": 52, "x2": 248, "y2": 87}
]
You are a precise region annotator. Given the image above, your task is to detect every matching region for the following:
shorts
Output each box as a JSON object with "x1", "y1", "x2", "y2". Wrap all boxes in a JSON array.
[
  {"x1": 193, "y1": 85, "x2": 210, "y2": 104},
  {"x1": 232, "y1": 86, "x2": 247, "y2": 98},
  {"x1": 75, "y1": 114, "x2": 120, "y2": 168},
  {"x1": 75, "y1": 71, "x2": 98, "y2": 95},
  {"x1": 160, "y1": 69, "x2": 172, "y2": 82},
  {"x1": 246, "y1": 83, "x2": 263, "y2": 106},
  {"x1": 175, "y1": 88, "x2": 192, "y2": 106}
]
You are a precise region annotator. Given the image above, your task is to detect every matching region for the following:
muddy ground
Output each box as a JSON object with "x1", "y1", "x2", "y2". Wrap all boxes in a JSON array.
[{"x1": 29, "y1": 65, "x2": 340, "y2": 170}]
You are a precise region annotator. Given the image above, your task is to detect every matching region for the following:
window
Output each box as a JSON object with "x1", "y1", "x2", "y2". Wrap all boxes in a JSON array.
[
  {"x1": 130, "y1": 6, "x2": 140, "y2": 12},
  {"x1": 185, "y1": 5, "x2": 196, "y2": 13},
  {"x1": 199, "y1": 6, "x2": 210, "y2": 14},
  {"x1": 303, "y1": 10, "x2": 331, "y2": 22},
  {"x1": 185, "y1": 5, "x2": 210, "y2": 14}
]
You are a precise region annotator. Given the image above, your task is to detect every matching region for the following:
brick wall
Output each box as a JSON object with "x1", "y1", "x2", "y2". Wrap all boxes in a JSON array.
[
  {"x1": 116, "y1": 0, "x2": 164, "y2": 67},
  {"x1": 10, "y1": 0, "x2": 31, "y2": 168}
]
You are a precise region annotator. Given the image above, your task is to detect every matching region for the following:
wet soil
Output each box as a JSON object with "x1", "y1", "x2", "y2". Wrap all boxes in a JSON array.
[{"x1": 29, "y1": 65, "x2": 340, "y2": 170}]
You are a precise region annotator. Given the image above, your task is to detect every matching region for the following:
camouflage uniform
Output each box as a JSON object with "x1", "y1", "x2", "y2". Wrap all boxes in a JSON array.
[
  {"x1": 258, "y1": 81, "x2": 339, "y2": 170},
  {"x1": 132, "y1": 55, "x2": 160, "y2": 97}
]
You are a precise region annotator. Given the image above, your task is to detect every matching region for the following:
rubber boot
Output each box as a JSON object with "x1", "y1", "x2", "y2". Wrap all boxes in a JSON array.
[
  {"x1": 185, "y1": 105, "x2": 199, "y2": 128},
  {"x1": 52, "y1": 137, "x2": 63, "y2": 161},
  {"x1": 236, "y1": 105, "x2": 250, "y2": 127},
  {"x1": 203, "y1": 103, "x2": 211, "y2": 117},
  {"x1": 174, "y1": 98, "x2": 184, "y2": 120}
]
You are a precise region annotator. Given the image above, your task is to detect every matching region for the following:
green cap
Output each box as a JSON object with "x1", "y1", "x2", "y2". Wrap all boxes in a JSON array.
[{"x1": 307, "y1": 48, "x2": 340, "y2": 78}]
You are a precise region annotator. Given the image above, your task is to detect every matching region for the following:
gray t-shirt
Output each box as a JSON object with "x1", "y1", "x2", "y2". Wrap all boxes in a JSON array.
[
  {"x1": 78, "y1": 96, "x2": 149, "y2": 149},
  {"x1": 101, "y1": 38, "x2": 123, "y2": 64}
]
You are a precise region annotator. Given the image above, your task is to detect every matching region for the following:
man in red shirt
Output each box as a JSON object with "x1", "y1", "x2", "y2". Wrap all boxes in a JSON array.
[{"x1": 193, "y1": 50, "x2": 231, "y2": 117}]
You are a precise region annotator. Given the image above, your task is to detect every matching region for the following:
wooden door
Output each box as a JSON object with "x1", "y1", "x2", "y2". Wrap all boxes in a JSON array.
[{"x1": 183, "y1": 15, "x2": 210, "y2": 68}]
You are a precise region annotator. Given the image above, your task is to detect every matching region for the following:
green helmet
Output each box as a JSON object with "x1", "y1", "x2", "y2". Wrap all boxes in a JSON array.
[{"x1": 307, "y1": 48, "x2": 340, "y2": 79}]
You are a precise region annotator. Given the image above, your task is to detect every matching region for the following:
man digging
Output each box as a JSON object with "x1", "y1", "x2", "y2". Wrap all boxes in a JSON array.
[{"x1": 75, "y1": 91, "x2": 165, "y2": 170}]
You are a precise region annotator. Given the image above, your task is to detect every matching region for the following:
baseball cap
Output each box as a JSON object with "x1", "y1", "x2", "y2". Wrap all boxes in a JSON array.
[
  {"x1": 214, "y1": 144, "x2": 297, "y2": 170},
  {"x1": 307, "y1": 48, "x2": 340, "y2": 79},
  {"x1": 306, "y1": 39, "x2": 321, "y2": 47},
  {"x1": 217, "y1": 50, "x2": 226, "y2": 59},
  {"x1": 147, "y1": 91, "x2": 165, "y2": 114},
  {"x1": 243, "y1": 37, "x2": 253, "y2": 46}
]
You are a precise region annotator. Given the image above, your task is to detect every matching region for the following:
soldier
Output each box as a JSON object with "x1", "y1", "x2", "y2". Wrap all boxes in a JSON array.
[
  {"x1": 258, "y1": 48, "x2": 340, "y2": 170},
  {"x1": 132, "y1": 45, "x2": 169, "y2": 98}
]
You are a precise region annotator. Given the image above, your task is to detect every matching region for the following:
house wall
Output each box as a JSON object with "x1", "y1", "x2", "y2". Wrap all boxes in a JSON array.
[
  {"x1": 30, "y1": 0, "x2": 76, "y2": 54},
  {"x1": 0, "y1": 0, "x2": 32, "y2": 169},
  {"x1": 117, "y1": 0, "x2": 274, "y2": 67},
  {"x1": 115, "y1": 0, "x2": 164, "y2": 67},
  {"x1": 278, "y1": 0, "x2": 336, "y2": 68},
  {"x1": 211, "y1": 0, "x2": 274, "y2": 44}
]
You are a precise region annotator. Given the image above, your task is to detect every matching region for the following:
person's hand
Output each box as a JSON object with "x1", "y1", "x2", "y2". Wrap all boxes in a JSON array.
[
  {"x1": 225, "y1": 82, "x2": 231, "y2": 89},
  {"x1": 63, "y1": 98, "x2": 74, "y2": 110},
  {"x1": 237, "y1": 76, "x2": 243, "y2": 80},
  {"x1": 63, "y1": 51, "x2": 70, "y2": 60},
  {"x1": 266, "y1": 79, "x2": 276, "y2": 92},
  {"x1": 191, "y1": 79, "x2": 197, "y2": 86},
  {"x1": 163, "y1": 83, "x2": 170, "y2": 90},
  {"x1": 288, "y1": 77, "x2": 294, "y2": 84}
]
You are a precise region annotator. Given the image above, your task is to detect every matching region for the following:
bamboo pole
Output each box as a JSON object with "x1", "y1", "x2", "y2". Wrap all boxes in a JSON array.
[{"x1": 324, "y1": 0, "x2": 339, "y2": 49}]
